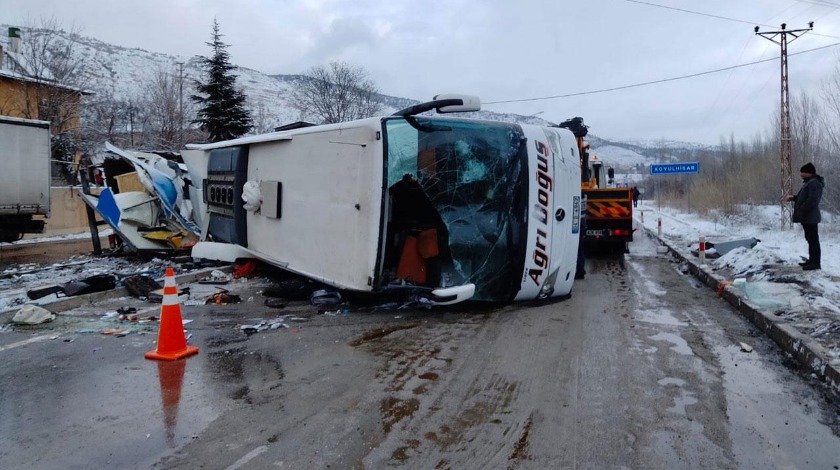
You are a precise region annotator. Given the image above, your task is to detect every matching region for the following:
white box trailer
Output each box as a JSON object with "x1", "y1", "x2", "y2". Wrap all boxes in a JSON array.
[
  {"x1": 0, "y1": 115, "x2": 51, "y2": 242},
  {"x1": 183, "y1": 96, "x2": 582, "y2": 304}
]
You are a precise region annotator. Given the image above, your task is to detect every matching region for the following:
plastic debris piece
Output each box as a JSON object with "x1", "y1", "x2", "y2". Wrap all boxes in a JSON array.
[
  {"x1": 739, "y1": 342, "x2": 753, "y2": 353},
  {"x1": 205, "y1": 290, "x2": 241, "y2": 305},
  {"x1": 183, "y1": 299, "x2": 204, "y2": 306},
  {"x1": 199, "y1": 269, "x2": 231, "y2": 284},
  {"x1": 233, "y1": 259, "x2": 259, "y2": 278},
  {"x1": 101, "y1": 329, "x2": 127, "y2": 335},
  {"x1": 12, "y1": 304, "x2": 55, "y2": 325},
  {"x1": 310, "y1": 289, "x2": 342, "y2": 307}
]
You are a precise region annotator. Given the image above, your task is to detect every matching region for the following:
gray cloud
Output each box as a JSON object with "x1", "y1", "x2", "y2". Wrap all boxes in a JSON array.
[{"x1": 5, "y1": 0, "x2": 840, "y2": 144}]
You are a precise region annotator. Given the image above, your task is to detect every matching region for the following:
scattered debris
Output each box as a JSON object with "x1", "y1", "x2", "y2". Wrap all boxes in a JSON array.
[
  {"x1": 101, "y1": 329, "x2": 128, "y2": 337},
  {"x1": 233, "y1": 259, "x2": 259, "y2": 279},
  {"x1": 26, "y1": 274, "x2": 117, "y2": 300},
  {"x1": 199, "y1": 269, "x2": 231, "y2": 284},
  {"x1": 124, "y1": 275, "x2": 161, "y2": 299},
  {"x1": 12, "y1": 304, "x2": 55, "y2": 325},
  {"x1": 739, "y1": 342, "x2": 754, "y2": 353},
  {"x1": 690, "y1": 238, "x2": 760, "y2": 259},
  {"x1": 239, "y1": 318, "x2": 290, "y2": 334},
  {"x1": 77, "y1": 143, "x2": 201, "y2": 253},
  {"x1": 205, "y1": 289, "x2": 241, "y2": 305},
  {"x1": 310, "y1": 289, "x2": 342, "y2": 307}
]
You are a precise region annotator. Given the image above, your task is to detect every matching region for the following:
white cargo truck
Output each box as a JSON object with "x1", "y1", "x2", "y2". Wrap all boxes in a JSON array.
[
  {"x1": 183, "y1": 95, "x2": 582, "y2": 304},
  {"x1": 0, "y1": 115, "x2": 51, "y2": 242}
]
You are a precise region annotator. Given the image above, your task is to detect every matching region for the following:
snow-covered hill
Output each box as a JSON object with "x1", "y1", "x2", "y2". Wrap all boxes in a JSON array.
[
  {"x1": 2, "y1": 26, "x2": 559, "y2": 132},
  {"x1": 3, "y1": 25, "x2": 720, "y2": 159}
]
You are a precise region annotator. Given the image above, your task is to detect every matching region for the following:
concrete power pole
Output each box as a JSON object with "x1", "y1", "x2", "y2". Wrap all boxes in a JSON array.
[
  {"x1": 755, "y1": 22, "x2": 813, "y2": 230},
  {"x1": 176, "y1": 62, "x2": 184, "y2": 148}
]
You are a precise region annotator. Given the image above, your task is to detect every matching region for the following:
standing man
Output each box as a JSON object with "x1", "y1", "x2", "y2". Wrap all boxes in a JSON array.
[
  {"x1": 785, "y1": 162, "x2": 824, "y2": 270},
  {"x1": 632, "y1": 186, "x2": 640, "y2": 208}
]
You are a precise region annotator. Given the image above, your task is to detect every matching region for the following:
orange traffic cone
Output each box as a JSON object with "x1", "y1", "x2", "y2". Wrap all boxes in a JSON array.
[{"x1": 145, "y1": 267, "x2": 199, "y2": 360}]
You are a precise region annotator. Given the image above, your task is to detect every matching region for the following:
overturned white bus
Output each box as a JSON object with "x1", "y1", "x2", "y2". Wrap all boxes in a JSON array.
[{"x1": 182, "y1": 95, "x2": 582, "y2": 304}]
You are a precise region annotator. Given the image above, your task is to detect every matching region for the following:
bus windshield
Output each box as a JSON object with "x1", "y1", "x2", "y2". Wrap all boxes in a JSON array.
[{"x1": 382, "y1": 117, "x2": 528, "y2": 301}]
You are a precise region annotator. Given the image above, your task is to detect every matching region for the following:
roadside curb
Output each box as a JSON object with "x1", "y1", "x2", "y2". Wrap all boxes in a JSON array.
[
  {"x1": 641, "y1": 226, "x2": 840, "y2": 394},
  {"x1": 1, "y1": 265, "x2": 232, "y2": 324}
]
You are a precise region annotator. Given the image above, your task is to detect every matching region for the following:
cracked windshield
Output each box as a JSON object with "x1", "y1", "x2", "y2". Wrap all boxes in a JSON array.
[{"x1": 383, "y1": 117, "x2": 528, "y2": 301}]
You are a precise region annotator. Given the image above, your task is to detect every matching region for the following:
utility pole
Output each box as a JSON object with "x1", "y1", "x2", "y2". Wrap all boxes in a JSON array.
[
  {"x1": 128, "y1": 101, "x2": 135, "y2": 148},
  {"x1": 176, "y1": 62, "x2": 184, "y2": 148},
  {"x1": 755, "y1": 22, "x2": 813, "y2": 230}
]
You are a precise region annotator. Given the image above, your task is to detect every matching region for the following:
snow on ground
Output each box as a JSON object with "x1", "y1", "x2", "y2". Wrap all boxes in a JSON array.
[{"x1": 635, "y1": 200, "x2": 840, "y2": 364}]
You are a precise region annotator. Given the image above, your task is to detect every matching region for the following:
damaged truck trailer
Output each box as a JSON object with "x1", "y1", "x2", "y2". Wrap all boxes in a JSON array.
[{"x1": 182, "y1": 96, "x2": 582, "y2": 304}]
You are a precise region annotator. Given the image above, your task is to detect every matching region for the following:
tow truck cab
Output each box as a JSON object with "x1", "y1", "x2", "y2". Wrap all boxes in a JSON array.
[{"x1": 183, "y1": 95, "x2": 582, "y2": 304}]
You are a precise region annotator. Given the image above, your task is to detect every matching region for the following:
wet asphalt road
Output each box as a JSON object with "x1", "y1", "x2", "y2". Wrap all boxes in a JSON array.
[{"x1": 1, "y1": 233, "x2": 840, "y2": 469}]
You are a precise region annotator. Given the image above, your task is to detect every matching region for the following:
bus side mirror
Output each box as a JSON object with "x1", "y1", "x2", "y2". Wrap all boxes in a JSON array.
[
  {"x1": 433, "y1": 94, "x2": 481, "y2": 113},
  {"x1": 607, "y1": 168, "x2": 615, "y2": 179}
]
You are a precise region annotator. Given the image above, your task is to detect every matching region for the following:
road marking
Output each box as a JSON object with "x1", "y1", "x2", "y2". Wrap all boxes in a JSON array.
[
  {"x1": 225, "y1": 445, "x2": 268, "y2": 470},
  {"x1": 0, "y1": 334, "x2": 51, "y2": 353}
]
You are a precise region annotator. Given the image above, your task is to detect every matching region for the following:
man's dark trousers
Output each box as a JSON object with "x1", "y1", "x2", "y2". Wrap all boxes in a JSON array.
[{"x1": 802, "y1": 223, "x2": 821, "y2": 264}]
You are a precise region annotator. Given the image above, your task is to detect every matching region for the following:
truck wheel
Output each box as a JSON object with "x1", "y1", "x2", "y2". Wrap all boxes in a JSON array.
[{"x1": 0, "y1": 230, "x2": 23, "y2": 243}]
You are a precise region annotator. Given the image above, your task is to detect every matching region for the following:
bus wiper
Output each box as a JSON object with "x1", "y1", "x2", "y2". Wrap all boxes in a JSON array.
[{"x1": 403, "y1": 116, "x2": 451, "y2": 133}]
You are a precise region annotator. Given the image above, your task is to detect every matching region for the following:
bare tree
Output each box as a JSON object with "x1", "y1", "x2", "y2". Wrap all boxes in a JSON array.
[
  {"x1": 791, "y1": 92, "x2": 823, "y2": 172},
  {"x1": 248, "y1": 100, "x2": 276, "y2": 134},
  {"x1": 136, "y1": 67, "x2": 195, "y2": 150},
  {"x1": 79, "y1": 87, "x2": 130, "y2": 150},
  {"x1": 290, "y1": 61, "x2": 382, "y2": 124},
  {"x1": 9, "y1": 18, "x2": 89, "y2": 134}
]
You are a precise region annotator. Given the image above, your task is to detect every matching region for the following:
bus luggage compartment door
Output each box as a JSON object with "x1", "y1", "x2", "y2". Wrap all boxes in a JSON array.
[{"x1": 204, "y1": 146, "x2": 249, "y2": 246}]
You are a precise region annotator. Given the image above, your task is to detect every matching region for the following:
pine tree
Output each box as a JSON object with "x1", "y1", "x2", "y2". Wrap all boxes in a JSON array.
[{"x1": 191, "y1": 19, "x2": 253, "y2": 142}]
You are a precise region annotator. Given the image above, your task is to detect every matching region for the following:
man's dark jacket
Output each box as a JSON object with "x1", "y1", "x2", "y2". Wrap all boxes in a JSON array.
[{"x1": 792, "y1": 174, "x2": 824, "y2": 224}]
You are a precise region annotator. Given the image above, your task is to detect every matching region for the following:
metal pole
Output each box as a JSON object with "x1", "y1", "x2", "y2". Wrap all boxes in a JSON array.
[
  {"x1": 780, "y1": 30, "x2": 793, "y2": 230},
  {"x1": 177, "y1": 62, "x2": 184, "y2": 148},
  {"x1": 755, "y1": 22, "x2": 812, "y2": 230},
  {"x1": 79, "y1": 170, "x2": 102, "y2": 255}
]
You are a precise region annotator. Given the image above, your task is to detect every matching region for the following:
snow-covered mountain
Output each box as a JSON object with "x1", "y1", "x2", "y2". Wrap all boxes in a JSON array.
[
  {"x1": 3, "y1": 25, "x2": 718, "y2": 160},
  {"x1": 1, "y1": 26, "x2": 559, "y2": 132}
]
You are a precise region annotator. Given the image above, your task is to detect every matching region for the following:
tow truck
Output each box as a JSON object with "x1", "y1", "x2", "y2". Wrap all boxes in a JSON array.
[{"x1": 557, "y1": 117, "x2": 633, "y2": 252}]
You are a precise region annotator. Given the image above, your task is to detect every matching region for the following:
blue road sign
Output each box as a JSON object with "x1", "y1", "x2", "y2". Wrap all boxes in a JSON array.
[{"x1": 649, "y1": 162, "x2": 700, "y2": 175}]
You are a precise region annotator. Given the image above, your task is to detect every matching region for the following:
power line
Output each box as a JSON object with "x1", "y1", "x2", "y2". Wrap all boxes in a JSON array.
[
  {"x1": 796, "y1": 0, "x2": 840, "y2": 8},
  {"x1": 624, "y1": 0, "x2": 759, "y2": 26},
  {"x1": 483, "y1": 42, "x2": 840, "y2": 105},
  {"x1": 623, "y1": 0, "x2": 840, "y2": 39}
]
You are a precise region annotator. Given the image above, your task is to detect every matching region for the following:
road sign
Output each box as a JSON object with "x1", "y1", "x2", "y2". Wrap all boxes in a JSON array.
[{"x1": 649, "y1": 162, "x2": 700, "y2": 175}]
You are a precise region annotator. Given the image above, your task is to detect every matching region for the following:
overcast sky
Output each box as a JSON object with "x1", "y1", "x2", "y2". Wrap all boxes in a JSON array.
[{"x1": 6, "y1": 0, "x2": 840, "y2": 144}]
